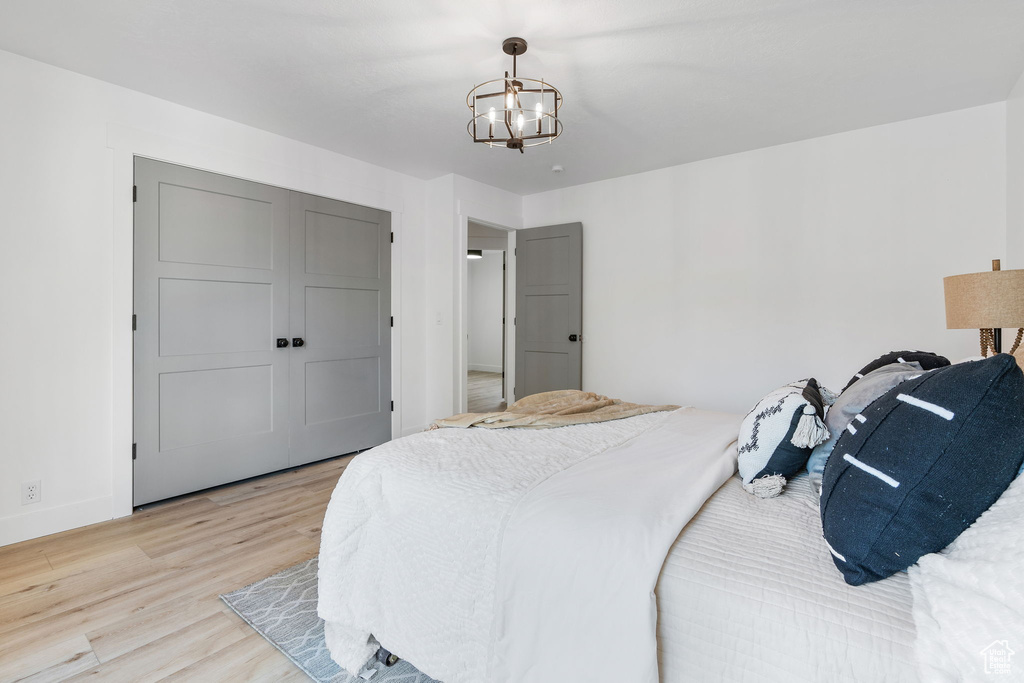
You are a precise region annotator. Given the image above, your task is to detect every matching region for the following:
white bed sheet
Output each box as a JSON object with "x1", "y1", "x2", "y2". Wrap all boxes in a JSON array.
[{"x1": 656, "y1": 474, "x2": 918, "y2": 683}]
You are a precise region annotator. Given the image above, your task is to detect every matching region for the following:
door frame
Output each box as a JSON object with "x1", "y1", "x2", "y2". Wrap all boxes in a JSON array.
[
  {"x1": 110, "y1": 124, "x2": 406, "y2": 519},
  {"x1": 454, "y1": 207, "x2": 519, "y2": 415}
]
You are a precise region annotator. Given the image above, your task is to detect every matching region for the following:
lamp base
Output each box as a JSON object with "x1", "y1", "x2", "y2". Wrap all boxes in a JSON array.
[{"x1": 979, "y1": 328, "x2": 1023, "y2": 356}]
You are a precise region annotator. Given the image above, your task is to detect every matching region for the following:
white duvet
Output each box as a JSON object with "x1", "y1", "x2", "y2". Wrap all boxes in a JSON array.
[
  {"x1": 317, "y1": 408, "x2": 741, "y2": 682},
  {"x1": 910, "y1": 473, "x2": 1024, "y2": 682}
]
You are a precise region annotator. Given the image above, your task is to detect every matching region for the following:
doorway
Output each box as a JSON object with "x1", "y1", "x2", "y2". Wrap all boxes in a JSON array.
[{"x1": 466, "y1": 221, "x2": 510, "y2": 413}]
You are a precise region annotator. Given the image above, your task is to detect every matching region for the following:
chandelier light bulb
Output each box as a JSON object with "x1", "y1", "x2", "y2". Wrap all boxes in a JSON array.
[
  {"x1": 488, "y1": 107, "x2": 496, "y2": 123},
  {"x1": 535, "y1": 102, "x2": 543, "y2": 134},
  {"x1": 516, "y1": 113, "x2": 525, "y2": 134}
]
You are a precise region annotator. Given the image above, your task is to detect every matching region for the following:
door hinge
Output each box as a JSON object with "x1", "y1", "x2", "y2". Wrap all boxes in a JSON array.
[
  {"x1": 390, "y1": 316, "x2": 394, "y2": 327},
  {"x1": 132, "y1": 314, "x2": 137, "y2": 331},
  {"x1": 390, "y1": 232, "x2": 394, "y2": 243},
  {"x1": 133, "y1": 185, "x2": 137, "y2": 203},
  {"x1": 132, "y1": 443, "x2": 137, "y2": 460},
  {"x1": 390, "y1": 400, "x2": 394, "y2": 412},
  {"x1": 514, "y1": 317, "x2": 516, "y2": 325}
]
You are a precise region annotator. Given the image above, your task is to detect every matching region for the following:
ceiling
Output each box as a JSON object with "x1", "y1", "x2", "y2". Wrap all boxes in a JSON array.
[{"x1": 2, "y1": 0, "x2": 1023, "y2": 195}]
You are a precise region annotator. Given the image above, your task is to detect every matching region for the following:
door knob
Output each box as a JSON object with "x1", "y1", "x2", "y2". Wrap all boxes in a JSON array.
[
  {"x1": 568, "y1": 334, "x2": 578, "y2": 342},
  {"x1": 292, "y1": 337, "x2": 305, "y2": 348},
  {"x1": 276, "y1": 338, "x2": 289, "y2": 348}
]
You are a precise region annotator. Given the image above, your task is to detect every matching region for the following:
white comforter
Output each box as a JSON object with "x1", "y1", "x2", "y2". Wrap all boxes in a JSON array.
[
  {"x1": 910, "y1": 473, "x2": 1024, "y2": 682},
  {"x1": 317, "y1": 408, "x2": 741, "y2": 682}
]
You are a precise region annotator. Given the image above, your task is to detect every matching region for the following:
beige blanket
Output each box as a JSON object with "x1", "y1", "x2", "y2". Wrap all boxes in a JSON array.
[{"x1": 431, "y1": 390, "x2": 680, "y2": 430}]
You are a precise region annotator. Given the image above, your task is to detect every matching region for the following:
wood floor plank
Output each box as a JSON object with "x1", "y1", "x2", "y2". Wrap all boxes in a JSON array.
[
  {"x1": 205, "y1": 457, "x2": 349, "y2": 506},
  {"x1": 156, "y1": 633, "x2": 305, "y2": 682},
  {"x1": 135, "y1": 487, "x2": 327, "y2": 559},
  {"x1": 85, "y1": 595, "x2": 227, "y2": 664},
  {"x1": 0, "y1": 634, "x2": 98, "y2": 683},
  {"x1": 0, "y1": 546, "x2": 149, "y2": 601},
  {"x1": 467, "y1": 370, "x2": 505, "y2": 413},
  {"x1": 64, "y1": 612, "x2": 247, "y2": 683},
  {"x1": 6, "y1": 498, "x2": 221, "y2": 570},
  {"x1": 0, "y1": 528, "x2": 315, "y2": 655},
  {"x1": 0, "y1": 455, "x2": 342, "y2": 681},
  {"x1": 0, "y1": 547, "x2": 51, "y2": 587}
]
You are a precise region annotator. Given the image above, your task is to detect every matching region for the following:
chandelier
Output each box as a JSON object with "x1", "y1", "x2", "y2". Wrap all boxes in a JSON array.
[{"x1": 466, "y1": 37, "x2": 563, "y2": 153}]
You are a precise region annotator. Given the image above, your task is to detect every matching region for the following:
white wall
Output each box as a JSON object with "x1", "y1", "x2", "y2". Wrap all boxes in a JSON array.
[
  {"x1": 1, "y1": 42, "x2": 1014, "y2": 547},
  {"x1": 423, "y1": 174, "x2": 522, "y2": 419},
  {"x1": 523, "y1": 104, "x2": 1007, "y2": 413},
  {"x1": 468, "y1": 252, "x2": 505, "y2": 372},
  {"x1": 1008, "y1": 69, "x2": 1024, "y2": 268},
  {"x1": 0, "y1": 49, "x2": 435, "y2": 545}
]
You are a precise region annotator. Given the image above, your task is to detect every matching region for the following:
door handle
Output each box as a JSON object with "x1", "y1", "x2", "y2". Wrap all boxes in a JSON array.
[
  {"x1": 292, "y1": 337, "x2": 305, "y2": 348},
  {"x1": 276, "y1": 338, "x2": 290, "y2": 348},
  {"x1": 568, "y1": 334, "x2": 578, "y2": 342}
]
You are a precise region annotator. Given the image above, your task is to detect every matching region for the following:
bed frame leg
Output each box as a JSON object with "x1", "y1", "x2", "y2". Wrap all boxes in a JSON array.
[{"x1": 375, "y1": 647, "x2": 400, "y2": 667}]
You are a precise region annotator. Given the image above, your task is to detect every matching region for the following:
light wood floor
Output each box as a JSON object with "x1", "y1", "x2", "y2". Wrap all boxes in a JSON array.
[
  {"x1": 467, "y1": 371, "x2": 506, "y2": 413},
  {"x1": 0, "y1": 455, "x2": 354, "y2": 682}
]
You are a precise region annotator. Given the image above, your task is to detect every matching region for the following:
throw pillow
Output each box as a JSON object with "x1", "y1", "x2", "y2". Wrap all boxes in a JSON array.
[
  {"x1": 820, "y1": 354, "x2": 1024, "y2": 586},
  {"x1": 807, "y1": 362, "x2": 925, "y2": 496},
  {"x1": 737, "y1": 378, "x2": 832, "y2": 497},
  {"x1": 842, "y1": 350, "x2": 950, "y2": 391}
]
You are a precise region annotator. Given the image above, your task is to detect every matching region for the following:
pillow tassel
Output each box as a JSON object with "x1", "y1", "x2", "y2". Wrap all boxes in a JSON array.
[
  {"x1": 819, "y1": 384, "x2": 839, "y2": 406},
  {"x1": 791, "y1": 405, "x2": 830, "y2": 448},
  {"x1": 743, "y1": 474, "x2": 786, "y2": 498}
]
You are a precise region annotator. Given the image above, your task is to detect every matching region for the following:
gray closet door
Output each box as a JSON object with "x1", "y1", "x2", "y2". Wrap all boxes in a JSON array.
[
  {"x1": 514, "y1": 222, "x2": 583, "y2": 398},
  {"x1": 133, "y1": 158, "x2": 291, "y2": 505},
  {"x1": 288, "y1": 192, "x2": 391, "y2": 466},
  {"x1": 134, "y1": 159, "x2": 392, "y2": 504}
]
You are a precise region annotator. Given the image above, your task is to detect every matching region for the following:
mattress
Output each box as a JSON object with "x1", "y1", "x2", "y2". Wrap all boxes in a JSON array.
[{"x1": 656, "y1": 474, "x2": 918, "y2": 683}]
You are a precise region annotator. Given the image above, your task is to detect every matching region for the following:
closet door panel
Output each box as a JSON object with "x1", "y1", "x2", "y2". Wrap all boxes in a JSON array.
[
  {"x1": 289, "y1": 192, "x2": 391, "y2": 466},
  {"x1": 133, "y1": 158, "x2": 290, "y2": 506}
]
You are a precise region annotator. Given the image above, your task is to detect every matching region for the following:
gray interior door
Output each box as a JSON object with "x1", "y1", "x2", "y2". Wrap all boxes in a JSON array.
[
  {"x1": 515, "y1": 222, "x2": 583, "y2": 398},
  {"x1": 288, "y1": 192, "x2": 391, "y2": 466},
  {"x1": 134, "y1": 159, "x2": 392, "y2": 504},
  {"x1": 133, "y1": 158, "x2": 291, "y2": 505}
]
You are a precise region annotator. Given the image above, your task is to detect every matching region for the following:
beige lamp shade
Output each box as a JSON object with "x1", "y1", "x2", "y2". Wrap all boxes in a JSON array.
[{"x1": 943, "y1": 269, "x2": 1024, "y2": 329}]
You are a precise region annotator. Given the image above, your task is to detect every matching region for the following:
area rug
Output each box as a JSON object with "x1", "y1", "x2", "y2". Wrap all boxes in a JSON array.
[{"x1": 221, "y1": 557, "x2": 440, "y2": 683}]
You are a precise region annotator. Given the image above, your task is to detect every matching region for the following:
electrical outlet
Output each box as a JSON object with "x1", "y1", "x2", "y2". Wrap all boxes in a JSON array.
[{"x1": 22, "y1": 480, "x2": 41, "y2": 505}]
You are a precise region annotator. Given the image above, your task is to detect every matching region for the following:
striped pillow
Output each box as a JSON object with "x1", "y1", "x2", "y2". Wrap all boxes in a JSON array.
[{"x1": 820, "y1": 354, "x2": 1024, "y2": 585}]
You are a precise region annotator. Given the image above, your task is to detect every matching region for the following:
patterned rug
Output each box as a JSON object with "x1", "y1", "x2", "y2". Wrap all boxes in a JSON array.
[{"x1": 220, "y1": 558, "x2": 440, "y2": 683}]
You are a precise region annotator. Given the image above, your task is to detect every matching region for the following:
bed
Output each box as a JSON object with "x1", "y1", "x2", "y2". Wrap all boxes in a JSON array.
[
  {"x1": 316, "y1": 406, "x2": 924, "y2": 682},
  {"x1": 656, "y1": 474, "x2": 916, "y2": 682}
]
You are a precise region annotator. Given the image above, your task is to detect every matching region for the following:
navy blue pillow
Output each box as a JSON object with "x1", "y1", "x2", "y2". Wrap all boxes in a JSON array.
[
  {"x1": 820, "y1": 354, "x2": 1024, "y2": 585},
  {"x1": 842, "y1": 350, "x2": 950, "y2": 391}
]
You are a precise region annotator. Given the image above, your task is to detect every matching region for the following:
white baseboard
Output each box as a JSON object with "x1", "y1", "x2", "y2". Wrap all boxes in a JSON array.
[
  {"x1": 468, "y1": 364, "x2": 503, "y2": 374},
  {"x1": 0, "y1": 495, "x2": 113, "y2": 547}
]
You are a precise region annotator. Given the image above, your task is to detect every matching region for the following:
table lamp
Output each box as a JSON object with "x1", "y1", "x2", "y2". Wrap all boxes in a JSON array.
[{"x1": 944, "y1": 260, "x2": 1024, "y2": 359}]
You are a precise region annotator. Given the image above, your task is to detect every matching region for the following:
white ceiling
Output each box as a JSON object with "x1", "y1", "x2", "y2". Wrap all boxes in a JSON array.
[{"x1": 2, "y1": 0, "x2": 1023, "y2": 194}]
